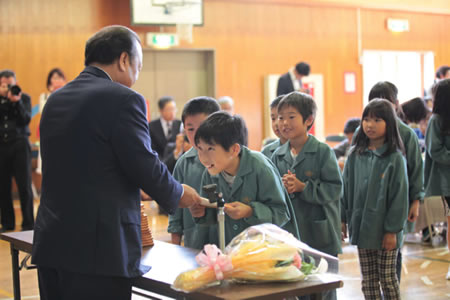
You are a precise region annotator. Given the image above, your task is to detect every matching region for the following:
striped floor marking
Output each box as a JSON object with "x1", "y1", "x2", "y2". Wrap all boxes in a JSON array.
[
  {"x1": 420, "y1": 260, "x2": 432, "y2": 269},
  {"x1": 420, "y1": 275, "x2": 433, "y2": 285}
]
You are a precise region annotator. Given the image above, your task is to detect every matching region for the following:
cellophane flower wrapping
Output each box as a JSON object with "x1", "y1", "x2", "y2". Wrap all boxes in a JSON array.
[{"x1": 172, "y1": 223, "x2": 339, "y2": 293}]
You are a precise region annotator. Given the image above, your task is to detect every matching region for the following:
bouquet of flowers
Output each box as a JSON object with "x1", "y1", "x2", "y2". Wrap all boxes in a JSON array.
[{"x1": 172, "y1": 223, "x2": 337, "y2": 293}]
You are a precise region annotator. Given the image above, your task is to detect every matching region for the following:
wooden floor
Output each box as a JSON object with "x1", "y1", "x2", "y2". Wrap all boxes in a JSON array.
[{"x1": 0, "y1": 199, "x2": 449, "y2": 300}]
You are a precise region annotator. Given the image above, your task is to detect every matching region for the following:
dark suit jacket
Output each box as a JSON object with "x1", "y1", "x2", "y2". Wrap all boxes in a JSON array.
[
  {"x1": 32, "y1": 66, "x2": 183, "y2": 278},
  {"x1": 148, "y1": 118, "x2": 181, "y2": 158},
  {"x1": 276, "y1": 72, "x2": 295, "y2": 96}
]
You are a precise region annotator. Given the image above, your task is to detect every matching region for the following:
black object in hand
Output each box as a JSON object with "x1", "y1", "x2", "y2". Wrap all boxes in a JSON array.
[{"x1": 8, "y1": 84, "x2": 21, "y2": 96}]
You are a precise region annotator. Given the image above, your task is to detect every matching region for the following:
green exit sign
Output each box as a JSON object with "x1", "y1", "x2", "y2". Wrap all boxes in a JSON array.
[{"x1": 146, "y1": 33, "x2": 179, "y2": 49}]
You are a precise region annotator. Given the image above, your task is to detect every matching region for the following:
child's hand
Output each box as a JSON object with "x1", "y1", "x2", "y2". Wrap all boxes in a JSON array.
[
  {"x1": 382, "y1": 233, "x2": 397, "y2": 251},
  {"x1": 408, "y1": 199, "x2": 420, "y2": 222},
  {"x1": 282, "y1": 170, "x2": 305, "y2": 194},
  {"x1": 171, "y1": 233, "x2": 182, "y2": 245},
  {"x1": 341, "y1": 222, "x2": 348, "y2": 241},
  {"x1": 189, "y1": 204, "x2": 206, "y2": 218},
  {"x1": 224, "y1": 202, "x2": 253, "y2": 220}
]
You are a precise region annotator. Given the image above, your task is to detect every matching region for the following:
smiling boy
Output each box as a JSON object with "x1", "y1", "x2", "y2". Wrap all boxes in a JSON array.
[
  {"x1": 190, "y1": 112, "x2": 299, "y2": 245},
  {"x1": 271, "y1": 92, "x2": 343, "y2": 257},
  {"x1": 168, "y1": 97, "x2": 221, "y2": 249}
]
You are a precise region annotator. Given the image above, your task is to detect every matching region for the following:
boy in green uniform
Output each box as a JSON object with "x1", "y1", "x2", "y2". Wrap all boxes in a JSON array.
[
  {"x1": 271, "y1": 92, "x2": 342, "y2": 300},
  {"x1": 190, "y1": 112, "x2": 299, "y2": 246},
  {"x1": 167, "y1": 97, "x2": 220, "y2": 249},
  {"x1": 271, "y1": 92, "x2": 343, "y2": 257},
  {"x1": 261, "y1": 95, "x2": 288, "y2": 158}
]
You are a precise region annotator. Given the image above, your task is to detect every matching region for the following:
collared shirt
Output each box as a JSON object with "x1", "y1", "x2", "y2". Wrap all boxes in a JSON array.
[
  {"x1": 288, "y1": 67, "x2": 302, "y2": 91},
  {"x1": 90, "y1": 65, "x2": 113, "y2": 81},
  {"x1": 160, "y1": 118, "x2": 172, "y2": 139}
]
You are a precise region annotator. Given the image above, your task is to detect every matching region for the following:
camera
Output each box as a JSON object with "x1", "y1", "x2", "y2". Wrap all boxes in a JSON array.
[{"x1": 8, "y1": 84, "x2": 21, "y2": 96}]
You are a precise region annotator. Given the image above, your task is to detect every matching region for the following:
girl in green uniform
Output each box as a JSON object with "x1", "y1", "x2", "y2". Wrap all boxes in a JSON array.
[{"x1": 342, "y1": 99, "x2": 408, "y2": 300}]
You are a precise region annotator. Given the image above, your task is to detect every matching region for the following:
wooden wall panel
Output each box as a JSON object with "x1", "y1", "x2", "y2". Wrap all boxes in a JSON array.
[{"x1": 1, "y1": 0, "x2": 450, "y2": 150}]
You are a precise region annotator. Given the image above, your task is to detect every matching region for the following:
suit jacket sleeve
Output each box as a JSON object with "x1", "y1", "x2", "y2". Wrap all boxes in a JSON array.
[
  {"x1": 276, "y1": 74, "x2": 293, "y2": 96},
  {"x1": 111, "y1": 93, "x2": 183, "y2": 214}
]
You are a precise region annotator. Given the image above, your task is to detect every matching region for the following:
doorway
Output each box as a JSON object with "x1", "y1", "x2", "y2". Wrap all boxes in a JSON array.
[
  {"x1": 362, "y1": 50, "x2": 434, "y2": 105},
  {"x1": 133, "y1": 48, "x2": 216, "y2": 120}
]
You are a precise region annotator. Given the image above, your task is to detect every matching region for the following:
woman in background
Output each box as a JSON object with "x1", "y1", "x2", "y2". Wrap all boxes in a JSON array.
[{"x1": 39, "y1": 68, "x2": 66, "y2": 113}]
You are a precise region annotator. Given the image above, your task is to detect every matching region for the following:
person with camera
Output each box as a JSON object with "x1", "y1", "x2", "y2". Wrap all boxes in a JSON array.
[{"x1": 0, "y1": 69, "x2": 34, "y2": 232}]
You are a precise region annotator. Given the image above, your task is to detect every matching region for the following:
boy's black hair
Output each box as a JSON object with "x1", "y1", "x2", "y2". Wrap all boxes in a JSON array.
[
  {"x1": 270, "y1": 95, "x2": 285, "y2": 109},
  {"x1": 194, "y1": 111, "x2": 248, "y2": 150},
  {"x1": 401, "y1": 97, "x2": 430, "y2": 124},
  {"x1": 368, "y1": 81, "x2": 405, "y2": 120},
  {"x1": 432, "y1": 78, "x2": 450, "y2": 134},
  {"x1": 352, "y1": 98, "x2": 404, "y2": 157},
  {"x1": 343, "y1": 118, "x2": 361, "y2": 134},
  {"x1": 277, "y1": 91, "x2": 317, "y2": 131},
  {"x1": 181, "y1": 96, "x2": 220, "y2": 124},
  {"x1": 158, "y1": 96, "x2": 175, "y2": 110},
  {"x1": 368, "y1": 81, "x2": 397, "y2": 103},
  {"x1": 295, "y1": 62, "x2": 310, "y2": 76}
]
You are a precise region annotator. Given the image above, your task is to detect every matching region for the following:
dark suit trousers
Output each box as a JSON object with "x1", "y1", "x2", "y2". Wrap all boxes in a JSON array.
[
  {"x1": 0, "y1": 137, "x2": 34, "y2": 230},
  {"x1": 38, "y1": 266, "x2": 133, "y2": 300}
]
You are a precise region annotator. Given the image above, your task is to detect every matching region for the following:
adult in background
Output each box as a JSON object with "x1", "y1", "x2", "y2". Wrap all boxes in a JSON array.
[
  {"x1": 218, "y1": 96, "x2": 234, "y2": 114},
  {"x1": 148, "y1": 96, "x2": 181, "y2": 158},
  {"x1": 0, "y1": 70, "x2": 34, "y2": 232},
  {"x1": 424, "y1": 65, "x2": 450, "y2": 99},
  {"x1": 39, "y1": 68, "x2": 67, "y2": 113},
  {"x1": 32, "y1": 25, "x2": 201, "y2": 300},
  {"x1": 276, "y1": 61, "x2": 311, "y2": 96}
]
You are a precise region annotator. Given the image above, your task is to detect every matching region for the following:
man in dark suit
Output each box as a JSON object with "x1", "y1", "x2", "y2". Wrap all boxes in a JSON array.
[
  {"x1": 148, "y1": 96, "x2": 182, "y2": 158},
  {"x1": 32, "y1": 25, "x2": 201, "y2": 300},
  {"x1": 0, "y1": 70, "x2": 34, "y2": 232},
  {"x1": 276, "y1": 61, "x2": 311, "y2": 96}
]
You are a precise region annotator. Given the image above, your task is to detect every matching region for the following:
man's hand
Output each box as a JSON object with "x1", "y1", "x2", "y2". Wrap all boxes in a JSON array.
[
  {"x1": 7, "y1": 91, "x2": 21, "y2": 103},
  {"x1": 140, "y1": 190, "x2": 152, "y2": 201},
  {"x1": 282, "y1": 170, "x2": 305, "y2": 194},
  {"x1": 178, "y1": 184, "x2": 202, "y2": 208},
  {"x1": 382, "y1": 232, "x2": 397, "y2": 251},
  {"x1": 408, "y1": 199, "x2": 420, "y2": 222},
  {"x1": 224, "y1": 202, "x2": 253, "y2": 220}
]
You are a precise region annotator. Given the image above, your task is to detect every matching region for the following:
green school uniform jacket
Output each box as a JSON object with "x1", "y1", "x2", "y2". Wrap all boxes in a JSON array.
[
  {"x1": 271, "y1": 135, "x2": 343, "y2": 256},
  {"x1": 341, "y1": 145, "x2": 409, "y2": 250},
  {"x1": 354, "y1": 119, "x2": 424, "y2": 204},
  {"x1": 168, "y1": 147, "x2": 217, "y2": 249},
  {"x1": 424, "y1": 115, "x2": 450, "y2": 197},
  {"x1": 397, "y1": 119, "x2": 425, "y2": 203},
  {"x1": 196, "y1": 146, "x2": 299, "y2": 246},
  {"x1": 355, "y1": 120, "x2": 424, "y2": 233},
  {"x1": 261, "y1": 139, "x2": 281, "y2": 158}
]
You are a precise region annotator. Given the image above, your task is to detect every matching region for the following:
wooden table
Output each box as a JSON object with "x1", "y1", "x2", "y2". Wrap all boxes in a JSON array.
[
  {"x1": 0, "y1": 231, "x2": 33, "y2": 300},
  {"x1": 1, "y1": 231, "x2": 343, "y2": 300}
]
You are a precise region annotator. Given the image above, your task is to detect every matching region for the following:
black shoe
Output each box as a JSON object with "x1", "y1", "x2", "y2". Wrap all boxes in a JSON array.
[{"x1": 21, "y1": 226, "x2": 34, "y2": 231}]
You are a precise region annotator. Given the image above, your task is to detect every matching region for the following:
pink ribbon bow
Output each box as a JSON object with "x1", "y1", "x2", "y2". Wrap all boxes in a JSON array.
[{"x1": 196, "y1": 244, "x2": 233, "y2": 280}]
